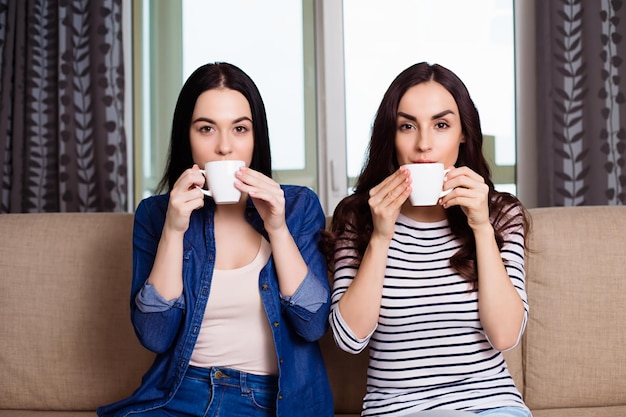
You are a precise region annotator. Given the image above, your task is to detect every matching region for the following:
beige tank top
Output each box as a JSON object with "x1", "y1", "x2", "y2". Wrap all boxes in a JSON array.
[{"x1": 189, "y1": 237, "x2": 278, "y2": 375}]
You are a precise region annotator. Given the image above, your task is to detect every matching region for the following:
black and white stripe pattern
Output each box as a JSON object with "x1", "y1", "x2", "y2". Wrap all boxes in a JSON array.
[{"x1": 330, "y1": 212, "x2": 529, "y2": 416}]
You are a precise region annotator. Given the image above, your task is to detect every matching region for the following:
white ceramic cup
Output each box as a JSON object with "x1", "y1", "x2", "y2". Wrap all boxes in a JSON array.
[
  {"x1": 403, "y1": 163, "x2": 452, "y2": 206},
  {"x1": 198, "y1": 160, "x2": 245, "y2": 204}
]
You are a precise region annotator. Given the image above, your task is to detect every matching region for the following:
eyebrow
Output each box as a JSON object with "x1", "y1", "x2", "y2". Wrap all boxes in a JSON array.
[
  {"x1": 191, "y1": 116, "x2": 253, "y2": 124},
  {"x1": 397, "y1": 110, "x2": 455, "y2": 121}
]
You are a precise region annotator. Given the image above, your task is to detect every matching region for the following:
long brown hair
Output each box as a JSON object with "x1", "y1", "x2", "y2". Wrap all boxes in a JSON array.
[{"x1": 321, "y1": 62, "x2": 529, "y2": 285}]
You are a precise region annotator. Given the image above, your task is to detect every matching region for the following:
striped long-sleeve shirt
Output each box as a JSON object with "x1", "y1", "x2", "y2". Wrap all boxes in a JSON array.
[{"x1": 329, "y1": 212, "x2": 529, "y2": 416}]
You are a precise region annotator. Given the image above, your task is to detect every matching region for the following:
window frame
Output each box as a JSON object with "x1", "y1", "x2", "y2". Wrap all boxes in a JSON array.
[
  {"x1": 129, "y1": 0, "x2": 538, "y2": 212},
  {"x1": 131, "y1": 0, "x2": 321, "y2": 207}
]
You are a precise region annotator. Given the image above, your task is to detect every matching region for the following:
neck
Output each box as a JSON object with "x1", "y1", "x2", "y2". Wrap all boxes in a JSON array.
[
  {"x1": 400, "y1": 201, "x2": 447, "y2": 223},
  {"x1": 213, "y1": 197, "x2": 248, "y2": 218}
]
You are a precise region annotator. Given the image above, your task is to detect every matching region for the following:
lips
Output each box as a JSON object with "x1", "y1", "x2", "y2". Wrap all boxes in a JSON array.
[{"x1": 413, "y1": 160, "x2": 437, "y2": 164}]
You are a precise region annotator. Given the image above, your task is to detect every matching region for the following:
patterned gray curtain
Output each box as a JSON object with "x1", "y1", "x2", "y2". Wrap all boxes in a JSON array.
[
  {"x1": 0, "y1": 0, "x2": 127, "y2": 212},
  {"x1": 536, "y1": 0, "x2": 625, "y2": 206}
]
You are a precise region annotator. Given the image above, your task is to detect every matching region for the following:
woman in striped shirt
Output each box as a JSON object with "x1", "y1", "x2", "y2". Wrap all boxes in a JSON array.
[{"x1": 322, "y1": 62, "x2": 532, "y2": 417}]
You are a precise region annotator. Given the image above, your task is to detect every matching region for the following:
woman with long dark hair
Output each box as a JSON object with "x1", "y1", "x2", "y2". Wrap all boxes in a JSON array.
[
  {"x1": 323, "y1": 62, "x2": 531, "y2": 417},
  {"x1": 99, "y1": 62, "x2": 333, "y2": 417}
]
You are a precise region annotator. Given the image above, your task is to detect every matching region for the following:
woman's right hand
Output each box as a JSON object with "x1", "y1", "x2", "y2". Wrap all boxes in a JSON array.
[
  {"x1": 165, "y1": 164, "x2": 206, "y2": 233},
  {"x1": 368, "y1": 167, "x2": 411, "y2": 241}
]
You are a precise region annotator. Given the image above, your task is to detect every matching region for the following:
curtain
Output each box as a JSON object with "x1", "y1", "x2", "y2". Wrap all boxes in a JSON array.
[
  {"x1": 0, "y1": 0, "x2": 128, "y2": 213},
  {"x1": 536, "y1": 0, "x2": 626, "y2": 206}
]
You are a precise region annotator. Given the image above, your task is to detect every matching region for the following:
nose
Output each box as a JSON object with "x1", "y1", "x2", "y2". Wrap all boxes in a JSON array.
[
  {"x1": 416, "y1": 130, "x2": 432, "y2": 153},
  {"x1": 215, "y1": 133, "x2": 232, "y2": 156}
]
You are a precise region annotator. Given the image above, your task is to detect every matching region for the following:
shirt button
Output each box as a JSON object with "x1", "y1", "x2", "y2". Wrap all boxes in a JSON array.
[
  {"x1": 278, "y1": 394, "x2": 283, "y2": 400},
  {"x1": 262, "y1": 284, "x2": 268, "y2": 290},
  {"x1": 279, "y1": 358, "x2": 284, "y2": 364},
  {"x1": 273, "y1": 322, "x2": 279, "y2": 327}
]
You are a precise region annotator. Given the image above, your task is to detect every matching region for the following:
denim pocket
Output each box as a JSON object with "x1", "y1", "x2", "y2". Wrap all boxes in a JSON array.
[
  {"x1": 164, "y1": 374, "x2": 210, "y2": 414},
  {"x1": 249, "y1": 388, "x2": 277, "y2": 410}
]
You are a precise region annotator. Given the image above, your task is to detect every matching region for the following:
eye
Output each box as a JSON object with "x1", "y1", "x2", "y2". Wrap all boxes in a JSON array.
[
  {"x1": 398, "y1": 122, "x2": 415, "y2": 131},
  {"x1": 234, "y1": 125, "x2": 249, "y2": 133},
  {"x1": 435, "y1": 121, "x2": 449, "y2": 129},
  {"x1": 198, "y1": 125, "x2": 214, "y2": 133}
]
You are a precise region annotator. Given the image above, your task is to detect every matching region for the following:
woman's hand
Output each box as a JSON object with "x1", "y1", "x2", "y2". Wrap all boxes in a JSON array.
[
  {"x1": 165, "y1": 164, "x2": 206, "y2": 233},
  {"x1": 235, "y1": 167, "x2": 286, "y2": 233},
  {"x1": 440, "y1": 166, "x2": 490, "y2": 231},
  {"x1": 368, "y1": 167, "x2": 412, "y2": 241}
]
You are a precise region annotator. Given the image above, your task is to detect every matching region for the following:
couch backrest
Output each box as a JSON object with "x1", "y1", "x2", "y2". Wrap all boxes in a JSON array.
[
  {"x1": 2, "y1": 206, "x2": 623, "y2": 413},
  {"x1": 0, "y1": 213, "x2": 154, "y2": 411},
  {"x1": 523, "y1": 206, "x2": 626, "y2": 410}
]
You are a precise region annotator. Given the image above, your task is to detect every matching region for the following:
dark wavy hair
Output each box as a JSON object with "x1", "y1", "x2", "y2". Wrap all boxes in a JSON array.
[
  {"x1": 321, "y1": 62, "x2": 529, "y2": 285},
  {"x1": 156, "y1": 62, "x2": 272, "y2": 193}
]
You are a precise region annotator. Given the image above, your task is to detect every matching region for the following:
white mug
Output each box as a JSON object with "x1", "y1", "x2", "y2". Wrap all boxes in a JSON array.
[
  {"x1": 198, "y1": 160, "x2": 245, "y2": 204},
  {"x1": 403, "y1": 163, "x2": 452, "y2": 206}
]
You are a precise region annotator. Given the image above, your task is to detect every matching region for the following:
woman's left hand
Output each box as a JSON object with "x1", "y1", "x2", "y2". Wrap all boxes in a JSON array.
[
  {"x1": 235, "y1": 167, "x2": 286, "y2": 233},
  {"x1": 439, "y1": 166, "x2": 490, "y2": 230}
]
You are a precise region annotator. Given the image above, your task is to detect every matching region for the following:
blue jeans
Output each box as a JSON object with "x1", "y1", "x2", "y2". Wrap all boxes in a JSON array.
[
  {"x1": 406, "y1": 407, "x2": 531, "y2": 417},
  {"x1": 478, "y1": 407, "x2": 532, "y2": 417},
  {"x1": 131, "y1": 366, "x2": 278, "y2": 417}
]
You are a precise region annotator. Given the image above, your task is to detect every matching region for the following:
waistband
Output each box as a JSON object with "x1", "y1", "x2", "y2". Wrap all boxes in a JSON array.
[{"x1": 186, "y1": 365, "x2": 278, "y2": 391}]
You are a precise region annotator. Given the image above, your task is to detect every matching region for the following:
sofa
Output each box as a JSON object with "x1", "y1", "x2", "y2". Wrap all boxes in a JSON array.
[{"x1": 1, "y1": 206, "x2": 625, "y2": 417}]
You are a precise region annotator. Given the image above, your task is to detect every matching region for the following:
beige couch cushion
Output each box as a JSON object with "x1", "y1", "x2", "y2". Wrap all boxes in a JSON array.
[
  {"x1": 523, "y1": 206, "x2": 626, "y2": 409},
  {"x1": 0, "y1": 213, "x2": 154, "y2": 411},
  {"x1": 531, "y1": 405, "x2": 626, "y2": 417}
]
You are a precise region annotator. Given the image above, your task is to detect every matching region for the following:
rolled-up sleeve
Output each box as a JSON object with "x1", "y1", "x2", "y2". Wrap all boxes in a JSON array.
[
  {"x1": 280, "y1": 268, "x2": 328, "y2": 313},
  {"x1": 136, "y1": 281, "x2": 185, "y2": 313}
]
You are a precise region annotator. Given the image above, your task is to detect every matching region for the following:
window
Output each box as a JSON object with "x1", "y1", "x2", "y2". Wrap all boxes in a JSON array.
[
  {"x1": 182, "y1": 0, "x2": 313, "y2": 174},
  {"x1": 342, "y1": 0, "x2": 516, "y2": 196},
  {"x1": 133, "y1": 0, "x2": 522, "y2": 212}
]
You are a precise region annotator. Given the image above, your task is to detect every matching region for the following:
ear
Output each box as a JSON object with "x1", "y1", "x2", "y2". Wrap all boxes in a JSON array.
[{"x1": 460, "y1": 135, "x2": 466, "y2": 143}]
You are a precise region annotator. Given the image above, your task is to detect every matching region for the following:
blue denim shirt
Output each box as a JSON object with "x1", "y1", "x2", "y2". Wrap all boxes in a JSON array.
[{"x1": 97, "y1": 185, "x2": 334, "y2": 417}]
